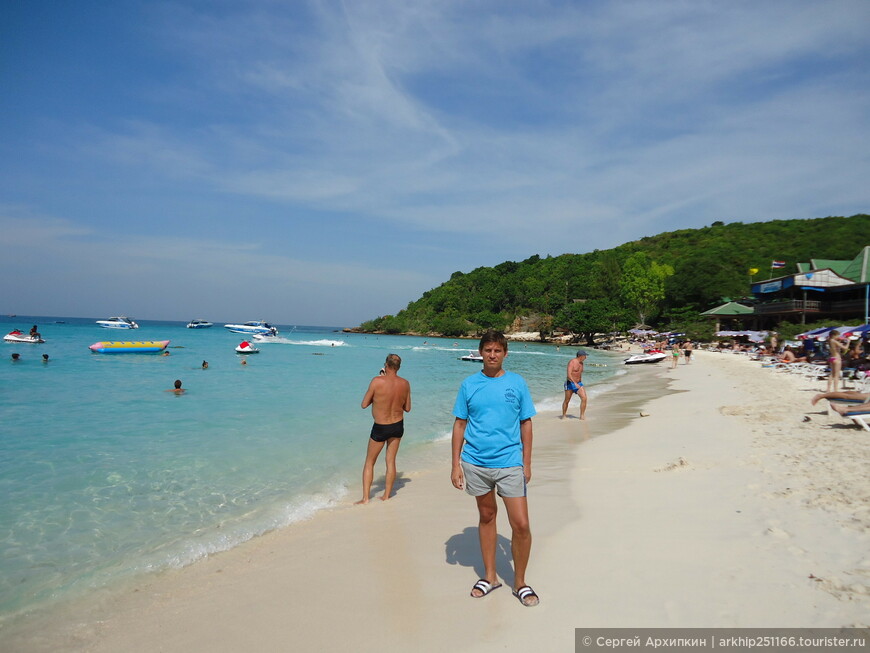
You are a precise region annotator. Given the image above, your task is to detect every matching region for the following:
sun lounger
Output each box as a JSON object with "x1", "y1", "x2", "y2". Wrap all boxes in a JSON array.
[{"x1": 846, "y1": 411, "x2": 870, "y2": 432}]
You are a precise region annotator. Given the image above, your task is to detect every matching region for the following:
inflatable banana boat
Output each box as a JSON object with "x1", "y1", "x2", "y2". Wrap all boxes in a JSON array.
[{"x1": 89, "y1": 340, "x2": 170, "y2": 354}]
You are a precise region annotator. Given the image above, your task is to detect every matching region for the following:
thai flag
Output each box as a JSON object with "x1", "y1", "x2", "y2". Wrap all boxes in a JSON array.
[{"x1": 771, "y1": 260, "x2": 786, "y2": 269}]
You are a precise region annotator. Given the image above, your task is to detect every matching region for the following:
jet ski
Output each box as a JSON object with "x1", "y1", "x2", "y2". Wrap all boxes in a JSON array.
[
  {"x1": 624, "y1": 350, "x2": 667, "y2": 365},
  {"x1": 4, "y1": 330, "x2": 45, "y2": 344},
  {"x1": 235, "y1": 341, "x2": 260, "y2": 354}
]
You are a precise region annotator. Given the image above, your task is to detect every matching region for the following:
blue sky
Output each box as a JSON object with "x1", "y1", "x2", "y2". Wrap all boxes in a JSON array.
[{"x1": 2, "y1": 1, "x2": 868, "y2": 326}]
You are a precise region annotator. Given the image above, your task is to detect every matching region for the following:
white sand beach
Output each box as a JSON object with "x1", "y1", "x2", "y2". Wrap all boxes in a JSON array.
[{"x1": 5, "y1": 350, "x2": 869, "y2": 652}]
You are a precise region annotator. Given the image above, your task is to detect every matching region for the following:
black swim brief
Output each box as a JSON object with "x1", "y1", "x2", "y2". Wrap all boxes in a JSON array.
[{"x1": 370, "y1": 420, "x2": 404, "y2": 443}]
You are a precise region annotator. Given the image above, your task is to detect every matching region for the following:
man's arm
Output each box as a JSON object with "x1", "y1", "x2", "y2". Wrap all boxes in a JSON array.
[
  {"x1": 403, "y1": 380, "x2": 412, "y2": 413},
  {"x1": 361, "y1": 378, "x2": 377, "y2": 409},
  {"x1": 451, "y1": 418, "x2": 467, "y2": 489},
  {"x1": 520, "y1": 418, "x2": 533, "y2": 483}
]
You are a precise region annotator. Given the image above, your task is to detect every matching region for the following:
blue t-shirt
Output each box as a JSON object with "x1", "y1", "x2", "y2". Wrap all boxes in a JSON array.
[{"x1": 453, "y1": 370, "x2": 536, "y2": 468}]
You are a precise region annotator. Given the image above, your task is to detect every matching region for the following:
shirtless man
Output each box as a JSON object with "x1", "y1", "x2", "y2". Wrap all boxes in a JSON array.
[
  {"x1": 561, "y1": 350, "x2": 588, "y2": 420},
  {"x1": 356, "y1": 353, "x2": 412, "y2": 504},
  {"x1": 166, "y1": 379, "x2": 185, "y2": 394},
  {"x1": 778, "y1": 346, "x2": 806, "y2": 364}
]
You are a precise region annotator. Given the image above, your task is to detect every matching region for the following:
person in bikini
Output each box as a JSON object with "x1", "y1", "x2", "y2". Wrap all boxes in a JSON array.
[
  {"x1": 356, "y1": 353, "x2": 411, "y2": 504},
  {"x1": 826, "y1": 330, "x2": 848, "y2": 393}
]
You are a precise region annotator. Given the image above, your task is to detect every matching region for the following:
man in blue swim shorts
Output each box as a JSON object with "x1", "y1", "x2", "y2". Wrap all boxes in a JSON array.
[
  {"x1": 356, "y1": 354, "x2": 411, "y2": 504},
  {"x1": 451, "y1": 330, "x2": 539, "y2": 607},
  {"x1": 561, "y1": 350, "x2": 588, "y2": 420}
]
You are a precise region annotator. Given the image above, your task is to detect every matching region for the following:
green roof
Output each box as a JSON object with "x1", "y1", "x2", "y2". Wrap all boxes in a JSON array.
[
  {"x1": 805, "y1": 246, "x2": 870, "y2": 283},
  {"x1": 701, "y1": 302, "x2": 754, "y2": 316}
]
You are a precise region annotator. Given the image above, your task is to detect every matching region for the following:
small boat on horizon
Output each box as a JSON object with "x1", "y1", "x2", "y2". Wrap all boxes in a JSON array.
[
  {"x1": 96, "y1": 316, "x2": 139, "y2": 329},
  {"x1": 224, "y1": 321, "x2": 278, "y2": 336},
  {"x1": 186, "y1": 319, "x2": 214, "y2": 329},
  {"x1": 459, "y1": 351, "x2": 484, "y2": 362}
]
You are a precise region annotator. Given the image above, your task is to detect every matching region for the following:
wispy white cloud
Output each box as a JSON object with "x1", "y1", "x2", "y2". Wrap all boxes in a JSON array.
[{"x1": 2, "y1": 0, "x2": 867, "y2": 322}]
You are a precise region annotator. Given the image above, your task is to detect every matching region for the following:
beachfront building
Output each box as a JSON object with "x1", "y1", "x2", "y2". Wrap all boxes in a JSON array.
[
  {"x1": 748, "y1": 246, "x2": 869, "y2": 327},
  {"x1": 699, "y1": 247, "x2": 870, "y2": 330}
]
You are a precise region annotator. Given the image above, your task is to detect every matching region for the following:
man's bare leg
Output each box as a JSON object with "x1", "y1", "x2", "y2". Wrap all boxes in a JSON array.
[
  {"x1": 811, "y1": 391, "x2": 869, "y2": 406},
  {"x1": 561, "y1": 390, "x2": 573, "y2": 418},
  {"x1": 831, "y1": 401, "x2": 870, "y2": 416},
  {"x1": 471, "y1": 491, "x2": 499, "y2": 596},
  {"x1": 503, "y1": 495, "x2": 535, "y2": 604},
  {"x1": 380, "y1": 436, "x2": 401, "y2": 500},
  {"x1": 355, "y1": 438, "x2": 385, "y2": 505},
  {"x1": 578, "y1": 387, "x2": 588, "y2": 420}
]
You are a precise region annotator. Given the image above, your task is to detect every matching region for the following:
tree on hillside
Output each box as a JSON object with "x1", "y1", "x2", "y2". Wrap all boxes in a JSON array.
[
  {"x1": 620, "y1": 252, "x2": 674, "y2": 326},
  {"x1": 592, "y1": 250, "x2": 623, "y2": 298},
  {"x1": 555, "y1": 298, "x2": 630, "y2": 346},
  {"x1": 666, "y1": 243, "x2": 750, "y2": 310}
]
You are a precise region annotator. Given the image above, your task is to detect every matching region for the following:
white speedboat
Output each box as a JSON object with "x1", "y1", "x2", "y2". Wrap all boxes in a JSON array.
[
  {"x1": 624, "y1": 350, "x2": 667, "y2": 365},
  {"x1": 186, "y1": 319, "x2": 214, "y2": 329},
  {"x1": 224, "y1": 321, "x2": 278, "y2": 336},
  {"x1": 96, "y1": 316, "x2": 138, "y2": 329},
  {"x1": 4, "y1": 330, "x2": 45, "y2": 344},
  {"x1": 460, "y1": 351, "x2": 484, "y2": 362},
  {"x1": 235, "y1": 341, "x2": 260, "y2": 354}
]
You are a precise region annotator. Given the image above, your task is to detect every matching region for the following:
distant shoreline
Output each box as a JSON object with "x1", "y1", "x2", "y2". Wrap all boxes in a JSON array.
[{"x1": 342, "y1": 326, "x2": 607, "y2": 347}]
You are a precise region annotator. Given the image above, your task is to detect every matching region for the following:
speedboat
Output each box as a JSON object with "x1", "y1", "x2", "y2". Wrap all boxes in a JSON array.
[
  {"x1": 96, "y1": 316, "x2": 138, "y2": 329},
  {"x1": 235, "y1": 341, "x2": 260, "y2": 354},
  {"x1": 624, "y1": 350, "x2": 667, "y2": 365},
  {"x1": 4, "y1": 330, "x2": 45, "y2": 344},
  {"x1": 186, "y1": 319, "x2": 214, "y2": 329},
  {"x1": 252, "y1": 332, "x2": 279, "y2": 341},
  {"x1": 459, "y1": 351, "x2": 484, "y2": 362},
  {"x1": 224, "y1": 321, "x2": 278, "y2": 336}
]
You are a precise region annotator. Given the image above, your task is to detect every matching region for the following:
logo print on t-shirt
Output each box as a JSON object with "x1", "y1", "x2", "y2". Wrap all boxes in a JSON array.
[{"x1": 504, "y1": 388, "x2": 518, "y2": 404}]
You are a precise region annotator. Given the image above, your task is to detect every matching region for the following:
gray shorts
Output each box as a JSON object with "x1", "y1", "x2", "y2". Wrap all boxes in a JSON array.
[{"x1": 461, "y1": 461, "x2": 527, "y2": 498}]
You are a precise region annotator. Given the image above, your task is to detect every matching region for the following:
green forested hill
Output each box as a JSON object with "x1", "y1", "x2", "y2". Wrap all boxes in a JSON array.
[{"x1": 359, "y1": 214, "x2": 869, "y2": 338}]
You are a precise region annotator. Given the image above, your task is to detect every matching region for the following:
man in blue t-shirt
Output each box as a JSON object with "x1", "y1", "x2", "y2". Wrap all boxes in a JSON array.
[{"x1": 451, "y1": 330, "x2": 539, "y2": 607}]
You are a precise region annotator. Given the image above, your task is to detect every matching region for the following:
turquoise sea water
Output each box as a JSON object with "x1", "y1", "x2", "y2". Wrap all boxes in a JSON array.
[{"x1": 0, "y1": 316, "x2": 624, "y2": 619}]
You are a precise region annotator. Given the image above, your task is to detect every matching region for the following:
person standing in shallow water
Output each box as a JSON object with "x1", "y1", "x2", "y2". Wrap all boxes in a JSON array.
[
  {"x1": 561, "y1": 350, "x2": 588, "y2": 420},
  {"x1": 356, "y1": 353, "x2": 411, "y2": 504}
]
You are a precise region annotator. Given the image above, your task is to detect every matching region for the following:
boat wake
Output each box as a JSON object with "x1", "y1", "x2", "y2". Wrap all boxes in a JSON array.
[{"x1": 256, "y1": 337, "x2": 349, "y2": 347}]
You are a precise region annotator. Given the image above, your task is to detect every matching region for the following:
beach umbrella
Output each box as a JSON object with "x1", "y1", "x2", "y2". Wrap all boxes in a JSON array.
[
  {"x1": 798, "y1": 326, "x2": 857, "y2": 342},
  {"x1": 745, "y1": 331, "x2": 768, "y2": 343},
  {"x1": 811, "y1": 326, "x2": 854, "y2": 341},
  {"x1": 797, "y1": 326, "x2": 835, "y2": 339},
  {"x1": 842, "y1": 323, "x2": 870, "y2": 338}
]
